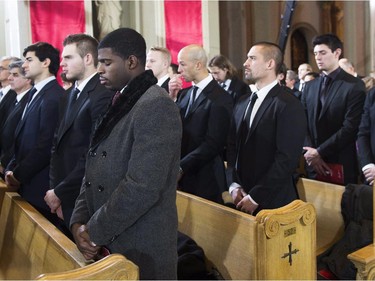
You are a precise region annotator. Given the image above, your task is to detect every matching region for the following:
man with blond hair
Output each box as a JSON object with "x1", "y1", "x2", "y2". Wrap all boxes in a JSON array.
[{"x1": 145, "y1": 46, "x2": 171, "y2": 92}]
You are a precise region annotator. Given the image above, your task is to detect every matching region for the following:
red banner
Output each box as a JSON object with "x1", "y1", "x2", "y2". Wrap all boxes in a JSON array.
[
  {"x1": 164, "y1": 0, "x2": 202, "y2": 64},
  {"x1": 30, "y1": 0, "x2": 85, "y2": 51},
  {"x1": 30, "y1": 0, "x2": 85, "y2": 84}
]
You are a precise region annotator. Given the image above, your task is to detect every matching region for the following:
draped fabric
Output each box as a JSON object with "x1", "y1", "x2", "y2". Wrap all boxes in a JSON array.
[
  {"x1": 164, "y1": 0, "x2": 202, "y2": 88},
  {"x1": 30, "y1": 1, "x2": 85, "y2": 83},
  {"x1": 30, "y1": 1, "x2": 85, "y2": 48}
]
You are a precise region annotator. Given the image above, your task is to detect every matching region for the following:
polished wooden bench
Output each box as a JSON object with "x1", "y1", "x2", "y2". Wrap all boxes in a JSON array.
[
  {"x1": 296, "y1": 178, "x2": 345, "y2": 255},
  {"x1": 0, "y1": 192, "x2": 138, "y2": 280},
  {"x1": 176, "y1": 191, "x2": 316, "y2": 280}
]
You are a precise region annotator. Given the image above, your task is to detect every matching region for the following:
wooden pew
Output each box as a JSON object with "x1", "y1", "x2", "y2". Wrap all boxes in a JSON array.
[
  {"x1": 347, "y1": 181, "x2": 375, "y2": 280},
  {"x1": 177, "y1": 191, "x2": 316, "y2": 280},
  {"x1": 0, "y1": 192, "x2": 138, "y2": 280},
  {"x1": 297, "y1": 178, "x2": 375, "y2": 280},
  {"x1": 296, "y1": 178, "x2": 345, "y2": 255}
]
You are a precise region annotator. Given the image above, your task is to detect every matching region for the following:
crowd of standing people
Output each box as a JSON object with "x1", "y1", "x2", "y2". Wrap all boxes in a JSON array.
[{"x1": 0, "y1": 29, "x2": 374, "y2": 279}]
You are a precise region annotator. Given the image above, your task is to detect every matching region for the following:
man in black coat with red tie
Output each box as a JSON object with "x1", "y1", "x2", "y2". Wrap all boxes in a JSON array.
[{"x1": 226, "y1": 42, "x2": 307, "y2": 215}]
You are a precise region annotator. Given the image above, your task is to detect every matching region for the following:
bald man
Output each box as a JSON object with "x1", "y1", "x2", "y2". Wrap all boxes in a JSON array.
[{"x1": 172, "y1": 44, "x2": 233, "y2": 203}]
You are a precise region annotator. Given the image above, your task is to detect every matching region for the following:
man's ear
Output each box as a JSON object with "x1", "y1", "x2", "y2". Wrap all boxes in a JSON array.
[
  {"x1": 42, "y1": 58, "x2": 51, "y2": 69},
  {"x1": 127, "y1": 55, "x2": 138, "y2": 70},
  {"x1": 335, "y1": 48, "x2": 342, "y2": 58}
]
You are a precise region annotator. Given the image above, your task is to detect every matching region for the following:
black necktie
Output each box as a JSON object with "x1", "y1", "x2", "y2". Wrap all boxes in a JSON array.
[
  {"x1": 237, "y1": 92, "x2": 258, "y2": 178},
  {"x1": 26, "y1": 87, "x2": 37, "y2": 105},
  {"x1": 243, "y1": 92, "x2": 258, "y2": 129},
  {"x1": 185, "y1": 86, "x2": 198, "y2": 117},
  {"x1": 319, "y1": 75, "x2": 331, "y2": 106},
  {"x1": 70, "y1": 87, "x2": 80, "y2": 104},
  {"x1": 24, "y1": 87, "x2": 38, "y2": 112}
]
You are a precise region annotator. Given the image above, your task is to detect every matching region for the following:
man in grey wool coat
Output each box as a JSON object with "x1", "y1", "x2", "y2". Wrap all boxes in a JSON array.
[{"x1": 70, "y1": 28, "x2": 182, "y2": 280}]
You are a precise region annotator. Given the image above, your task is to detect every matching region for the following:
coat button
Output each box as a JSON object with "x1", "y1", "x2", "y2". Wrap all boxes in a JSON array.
[
  {"x1": 101, "y1": 151, "x2": 107, "y2": 158},
  {"x1": 89, "y1": 150, "x2": 97, "y2": 157},
  {"x1": 98, "y1": 185, "x2": 104, "y2": 192},
  {"x1": 84, "y1": 181, "x2": 91, "y2": 187}
]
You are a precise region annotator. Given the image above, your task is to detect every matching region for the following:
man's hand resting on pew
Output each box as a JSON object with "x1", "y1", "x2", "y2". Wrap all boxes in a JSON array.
[
  {"x1": 5, "y1": 171, "x2": 20, "y2": 189},
  {"x1": 71, "y1": 223, "x2": 101, "y2": 260},
  {"x1": 231, "y1": 187, "x2": 258, "y2": 215},
  {"x1": 44, "y1": 189, "x2": 64, "y2": 219}
]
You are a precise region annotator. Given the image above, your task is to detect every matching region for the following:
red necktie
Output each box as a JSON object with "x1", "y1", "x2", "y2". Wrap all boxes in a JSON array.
[{"x1": 112, "y1": 91, "x2": 121, "y2": 106}]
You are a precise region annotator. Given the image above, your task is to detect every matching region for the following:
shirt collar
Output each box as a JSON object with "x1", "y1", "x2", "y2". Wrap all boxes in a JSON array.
[
  {"x1": 193, "y1": 74, "x2": 213, "y2": 91},
  {"x1": 34, "y1": 76, "x2": 56, "y2": 93},
  {"x1": 255, "y1": 80, "x2": 278, "y2": 99},
  {"x1": 75, "y1": 72, "x2": 97, "y2": 92},
  {"x1": 17, "y1": 88, "x2": 31, "y2": 102},
  {"x1": 326, "y1": 67, "x2": 341, "y2": 80},
  {"x1": 1, "y1": 85, "x2": 11, "y2": 95},
  {"x1": 157, "y1": 74, "x2": 169, "y2": 86}
]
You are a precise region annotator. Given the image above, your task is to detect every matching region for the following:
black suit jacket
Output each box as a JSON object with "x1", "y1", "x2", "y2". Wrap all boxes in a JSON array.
[
  {"x1": 6, "y1": 79, "x2": 64, "y2": 212},
  {"x1": 301, "y1": 68, "x2": 366, "y2": 184},
  {"x1": 49, "y1": 74, "x2": 113, "y2": 226},
  {"x1": 160, "y1": 77, "x2": 170, "y2": 93},
  {"x1": 0, "y1": 89, "x2": 17, "y2": 134},
  {"x1": 177, "y1": 79, "x2": 233, "y2": 203},
  {"x1": 227, "y1": 83, "x2": 307, "y2": 213},
  {"x1": 357, "y1": 87, "x2": 375, "y2": 171},
  {"x1": 0, "y1": 92, "x2": 28, "y2": 169},
  {"x1": 227, "y1": 77, "x2": 251, "y2": 105}
]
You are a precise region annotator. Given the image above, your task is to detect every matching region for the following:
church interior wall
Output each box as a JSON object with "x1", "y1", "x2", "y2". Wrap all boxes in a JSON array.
[{"x1": 0, "y1": 0, "x2": 374, "y2": 78}]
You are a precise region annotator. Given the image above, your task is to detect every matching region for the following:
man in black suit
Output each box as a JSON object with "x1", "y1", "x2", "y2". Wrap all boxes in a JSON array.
[
  {"x1": 358, "y1": 87, "x2": 375, "y2": 185},
  {"x1": 145, "y1": 46, "x2": 171, "y2": 92},
  {"x1": 226, "y1": 42, "x2": 307, "y2": 215},
  {"x1": 302, "y1": 34, "x2": 366, "y2": 185},
  {"x1": 170, "y1": 44, "x2": 233, "y2": 203},
  {"x1": 0, "y1": 56, "x2": 19, "y2": 132},
  {"x1": 208, "y1": 54, "x2": 251, "y2": 105},
  {"x1": 44, "y1": 34, "x2": 113, "y2": 229},
  {"x1": 5, "y1": 42, "x2": 64, "y2": 220},
  {"x1": 0, "y1": 60, "x2": 31, "y2": 175}
]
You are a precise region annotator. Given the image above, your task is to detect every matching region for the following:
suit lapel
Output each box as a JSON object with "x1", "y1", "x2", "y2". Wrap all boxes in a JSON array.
[
  {"x1": 318, "y1": 78, "x2": 343, "y2": 120},
  {"x1": 246, "y1": 88, "x2": 276, "y2": 142},
  {"x1": 57, "y1": 75, "x2": 99, "y2": 143},
  {"x1": 178, "y1": 89, "x2": 190, "y2": 119}
]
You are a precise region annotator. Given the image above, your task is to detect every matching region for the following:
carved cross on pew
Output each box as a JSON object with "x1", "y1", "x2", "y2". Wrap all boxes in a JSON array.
[{"x1": 281, "y1": 242, "x2": 299, "y2": 266}]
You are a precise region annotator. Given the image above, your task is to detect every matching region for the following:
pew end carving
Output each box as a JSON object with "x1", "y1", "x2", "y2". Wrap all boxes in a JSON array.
[{"x1": 177, "y1": 191, "x2": 316, "y2": 280}]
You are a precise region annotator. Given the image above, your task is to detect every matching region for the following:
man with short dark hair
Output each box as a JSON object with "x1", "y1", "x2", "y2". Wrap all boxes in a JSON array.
[
  {"x1": 70, "y1": 28, "x2": 181, "y2": 280},
  {"x1": 226, "y1": 42, "x2": 306, "y2": 215},
  {"x1": 302, "y1": 34, "x2": 366, "y2": 185},
  {"x1": 44, "y1": 34, "x2": 114, "y2": 231},
  {"x1": 5, "y1": 42, "x2": 64, "y2": 220}
]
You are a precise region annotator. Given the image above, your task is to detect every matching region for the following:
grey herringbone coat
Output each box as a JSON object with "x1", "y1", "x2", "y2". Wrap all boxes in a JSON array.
[{"x1": 71, "y1": 84, "x2": 182, "y2": 280}]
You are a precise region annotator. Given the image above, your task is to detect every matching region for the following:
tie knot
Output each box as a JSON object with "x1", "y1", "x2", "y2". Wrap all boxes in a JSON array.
[
  {"x1": 71, "y1": 87, "x2": 80, "y2": 99},
  {"x1": 27, "y1": 87, "x2": 38, "y2": 103},
  {"x1": 251, "y1": 92, "x2": 258, "y2": 102},
  {"x1": 322, "y1": 75, "x2": 330, "y2": 85}
]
